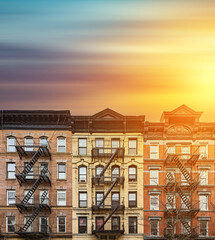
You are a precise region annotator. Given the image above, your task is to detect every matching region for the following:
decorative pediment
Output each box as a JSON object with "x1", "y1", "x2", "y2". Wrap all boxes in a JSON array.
[
  {"x1": 160, "y1": 105, "x2": 202, "y2": 123},
  {"x1": 167, "y1": 125, "x2": 192, "y2": 135},
  {"x1": 92, "y1": 108, "x2": 124, "y2": 120}
]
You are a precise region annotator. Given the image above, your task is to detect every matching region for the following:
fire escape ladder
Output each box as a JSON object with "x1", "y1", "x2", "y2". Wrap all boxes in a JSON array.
[
  {"x1": 180, "y1": 218, "x2": 192, "y2": 235},
  {"x1": 173, "y1": 156, "x2": 193, "y2": 185},
  {"x1": 21, "y1": 148, "x2": 43, "y2": 176},
  {"x1": 98, "y1": 149, "x2": 118, "y2": 178},
  {"x1": 21, "y1": 167, "x2": 48, "y2": 205},
  {"x1": 18, "y1": 192, "x2": 48, "y2": 233},
  {"x1": 98, "y1": 178, "x2": 118, "y2": 207},
  {"x1": 98, "y1": 206, "x2": 119, "y2": 231},
  {"x1": 177, "y1": 189, "x2": 191, "y2": 209}
]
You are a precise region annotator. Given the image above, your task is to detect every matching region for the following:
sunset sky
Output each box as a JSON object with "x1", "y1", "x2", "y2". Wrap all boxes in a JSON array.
[{"x1": 1, "y1": 0, "x2": 215, "y2": 121}]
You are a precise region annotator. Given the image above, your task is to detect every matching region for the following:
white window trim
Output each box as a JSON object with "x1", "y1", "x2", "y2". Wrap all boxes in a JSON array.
[
  {"x1": 57, "y1": 163, "x2": 66, "y2": 179},
  {"x1": 6, "y1": 216, "x2": 15, "y2": 233},
  {"x1": 150, "y1": 195, "x2": 159, "y2": 210},
  {"x1": 57, "y1": 216, "x2": 66, "y2": 233},
  {"x1": 57, "y1": 137, "x2": 66, "y2": 153},
  {"x1": 7, "y1": 190, "x2": 15, "y2": 206},
  {"x1": 57, "y1": 191, "x2": 66, "y2": 206}
]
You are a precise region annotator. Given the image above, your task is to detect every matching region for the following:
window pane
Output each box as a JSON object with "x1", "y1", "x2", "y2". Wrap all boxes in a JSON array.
[
  {"x1": 129, "y1": 140, "x2": 136, "y2": 148},
  {"x1": 79, "y1": 148, "x2": 87, "y2": 155},
  {"x1": 129, "y1": 167, "x2": 136, "y2": 174},
  {"x1": 79, "y1": 139, "x2": 87, "y2": 147},
  {"x1": 8, "y1": 163, "x2": 15, "y2": 171},
  {"x1": 96, "y1": 166, "x2": 103, "y2": 176},
  {"x1": 58, "y1": 164, "x2": 66, "y2": 172},
  {"x1": 129, "y1": 193, "x2": 136, "y2": 200}
]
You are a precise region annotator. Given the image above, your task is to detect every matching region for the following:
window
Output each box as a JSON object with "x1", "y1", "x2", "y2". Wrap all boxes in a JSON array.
[
  {"x1": 181, "y1": 168, "x2": 190, "y2": 185},
  {"x1": 166, "y1": 219, "x2": 175, "y2": 235},
  {"x1": 7, "y1": 136, "x2": 16, "y2": 152},
  {"x1": 6, "y1": 217, "x2": 15, "y2": 232},
  {"x1": 78, "y1": 217, "x2": 87, "y2": 234},
  {"x1": 58, "y1": 164, "x2": 66, "y2": 179},
  {"x1": 39, "y1": 217, "x2": 48, "y2": 233},
  {"x1": 57, "y1": 191, "x2": 66, "y2": 206},
  {"x1": 112, "y1": 192, "x2": 120, "y2": 206},
  {"x1": 111, "y1": 165, "x2": 120, "y2": 181},
  {"x1": 129, "y1": 217, "x2": 137, "y2": 233},
  {"x1": 199, "y1": 221, "x2": 208, "y2": 236},
  {"x1": 199, "y1": 145, "x2": 207, "y2": 159},
  {"x1": 7, "y1": 190, "x2": 15, "y2": 205},
  {"x1": 166, "y1": 169, "x2": 175, "y2": 183},
  {"x1": 128, "y1": 139, "x2": 137, "y2": 155},
  {"x1": 129, "y1": 165, "x2": 137, "y2": 182},
  {"x1": 79, "y1": 166, "x2": 87, "y2": 182},
  {"x1": 150, "y1": 195, "x2": 159, "y2": 210},
  {"x1": 166, "y1": 194, "x2": 175, "y2": 209},
  {"x1": 96, "y1": 192, "x2": 104, "y2": 206},
  {"x1": 24, "y1": 216, "x2": 33, "y2": 232},
  {"x1": 150, "y1": 145, "x2": 159, "y2": 159},
  {"x1": 40, "y1": 137, "x2": 48, "y2": 147},
  {"x1": 57, "y1": 217, "x2": 66, "y2": 233},
  {"x1": 40, "y1": 190, "x2": 48, "y2": 204},
  {"x1": 150, "y1": 220, "x2": 159, "y2": 236},
  {"x1": 181, "y1": 220, "x2": 191, "y2": 234},
  {"x1": 199, "y1": 170, "x2": 208, "y2": 185},
  {"x1": 96, "y1": 217, "x2": 104, "y2": 231},
  {"x1": 112, "y1": 217, "x2": 120, "y2": 231},
  {"x1": 199, "y1": 195, "x2": 208, "y2": 210},
  {"x1": 166, "y1": 145, "x2": 175, "y2": 155},
  {"x1": 25, "y1": 137, "x2": 33, "y2": 151},
  {"x1": 40, "y1": 163, "x2": 48, "y2": 176},
  {"x1": 181, "y1": 146, "x2": 190, "y2": 159},
  {"x1": 24, "y1": 190, "x2": 33, "y2": 204},
  {"x1": 78, "y1": 138, "x2": 87, "y2": 155},
  {"x1": 96, "y1": 138, "x2": 104, "y2": 154},
  {"x1": 129, "y1": 192, "x2": 137, "y2": 207},
  {"x1": 111, "y1": 139, "x2": 120, "y2": 153},
  {"x1": 24, "y1": 162, "x2": 33, "y2": 179},
  {"x1": 57, "y1": 137, "x2": 66, "y2": 152},
  {"x1": 95, "y1": 165, "x2": 104, "y2": 176},
  {"x1": 79, "y1": 192, "x2": 87, "y2": 208},
  {"x1": 150, "y1": 170, "x2": 158, "y2": 185},
  {"x1": 7, "y1": 163, "x2": 15, "y2": 179}
]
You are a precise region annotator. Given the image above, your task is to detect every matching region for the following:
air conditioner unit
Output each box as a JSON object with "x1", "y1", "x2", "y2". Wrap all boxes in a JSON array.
[
  {"x1": 80, "y1": 178, "x2": 86, "y2": 182},
  {"x1": 200, "y1": 154, "x2": 207, "y2": 159}
]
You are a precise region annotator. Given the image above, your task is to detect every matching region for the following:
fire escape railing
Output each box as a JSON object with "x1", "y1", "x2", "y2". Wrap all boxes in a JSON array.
[
  {"x1": 164, "y1": 153, "x2": 200, "y2": 239},
  {"x1": 15, "y1": 139, "x2": 52, "y2": 237},
  {"x1": 91, "y1": 148, "x2": 125, "y2": 237}
]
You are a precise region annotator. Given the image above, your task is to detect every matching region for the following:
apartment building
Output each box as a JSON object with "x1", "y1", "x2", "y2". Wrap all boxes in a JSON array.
[
  {"x1": 143, "y1": 105, "x2": 215, "y2": 239},
  {"x1": 0, "y1": 105, "x2": 215, "y2": 240},
  {"x1": 71, "y1": 108, "x2": 145, "y2": 240},
  {"x1": 0, "y1": 110, "x2": 72, "y2": 239}
]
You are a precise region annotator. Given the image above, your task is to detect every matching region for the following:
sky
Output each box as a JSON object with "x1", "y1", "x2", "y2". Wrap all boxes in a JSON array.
[{"x1": 1, "y1": 0, "x2": 215, "y2": 121}]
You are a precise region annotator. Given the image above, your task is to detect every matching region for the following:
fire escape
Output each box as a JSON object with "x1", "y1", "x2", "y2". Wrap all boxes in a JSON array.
[
  {"x1": 15, "y1": 139, "x2": 52, "y2": 239},
  {"x1": 91, "y1": 147, "x2": 125, "y2": 240},
  {"x1": 164, "y1": 151, "x2": 200, "y2": 240}
]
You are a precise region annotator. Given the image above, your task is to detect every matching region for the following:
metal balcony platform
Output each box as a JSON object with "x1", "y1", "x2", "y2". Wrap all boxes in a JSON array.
[
  {"x1": 92, "y1": 204, "x2": 125, "y2": 212},
  {"x1": 92, "y1": 148, "x2": 124, "y2": 158}
]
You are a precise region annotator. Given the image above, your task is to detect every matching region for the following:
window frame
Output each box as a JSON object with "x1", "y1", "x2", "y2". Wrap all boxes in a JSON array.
[
  {"x1": 79, "y1": 192, "x2": 87, "y2": 208},
  {"x1": 40, "y1": 136, "x2": 48, "y2": 147},
  {"x1": 39, "y1": 217, "x2": 49, "y2": 233},
  {"x1": 24, "y1": 136, "x2": 34, "y2": 152},
  {"x1": 78, "y1": 165, "x2": 87, "y2": 183},
  {"x1": 111, "y1": 165, "x2": 120, "y2": 181},
  {"x1": 7, "y1": 136, "x2": 16, "y2": 152},
  {"x1": 111, "y1": 192, "x2": 120, "y2": 206},
  {"x1": 57, "y1": 163, "x2": 66, "y2": 180},
  {"x1": 95, "y1": 165, "x2": 104, "y2": 176},
  {"x1": 150, "y1": 145, "x2": 159, "y2": 159},
  {"x1": 78, "y1": 217, "x2": 87, "y2": 234},
  {"x1": 128, "y1": 192, "x2": 137, "y2": 208},
  {"x1": 57, "y1": 216, "x2": 66, "y2": 233},
  {"x1": 150, "y1": 195, "x2": 159, "y2": 210},
  {"x1": 78, "y1": 138, "x2": 87, "y2": 155},
  {"x1": 150, "y1": 220, "x2": 159, "y2": 236},
  {"x1": 57, "y1": 190, "x2": 66, "y2": 206},
  {"x1": 95, "y1": 138, "x2": 104, "y2": 154},
  {"x1": 129, "y1": 217, "x2": 137, "y2": 234},
  {"x1": 7, "y1": 162, "x2": 16, "y2": 179},
  {"x1": 111, "y1": 216, "x2": 120, "y2": 231},
  {"x1": 6, "y1": 216, "x2": 15, "y2": 233},
  {"x1": 199, "y1": 220, "x2": 208, "y2": 236},
  {"x1": 7, "y1": 190, "x2": 16, "y2": 206},
  {"x1": 57, "y1": 136, "x2": 66, "y2": 153},
  {"x1": 96, "y1": 216, "x2": 104, "y2": 231},
  {"x1": 111, "y1": 138, "x2": 120, "y2": 153},
  {"x1": 128, "y1": 138, "x2": 137, "y2": 155},
  {"x1": 199, "y1": 195, "x2": 208, "y2": 211},
  {"x1": 128, "y1": 165, "x2": 137, "y2": 182},
  {"x1": 150, "y1": 170, "x2": 159, "y2": 185}
]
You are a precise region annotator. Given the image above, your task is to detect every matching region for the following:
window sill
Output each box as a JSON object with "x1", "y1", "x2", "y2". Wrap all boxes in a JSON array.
[
  {"x1": 57, "y1": 179, "x2": 67, "y2": 181},
  {"x1": 6, "y1": 179, "x2": 16, "y2": 181}
]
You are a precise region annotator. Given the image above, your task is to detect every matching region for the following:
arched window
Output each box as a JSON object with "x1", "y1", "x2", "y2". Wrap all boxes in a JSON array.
[
  {"x1": 57, "y1": 137, "x2": 66, "y2": 152},
  {"x1": 24, "y1": 136, "x2": 33, "y2": 151},
  {"x1": 111, "y1": 165, "x2": 120, "y2": 181},
  {"x1": 79, "y1": 165, "x2": 87, "y2": 183},
  {"x1": 40, "y1": 136, "x2": 48, "y2": 147},
  {"x1": 95, "y1": 165, "x2": 104, "y2": 176},
  {"x1": 7, "y1": 136, "x2": 16, "y2": 152},
  {"x1": 129, "y1": 165, "x2": 137, "y2": 182}
]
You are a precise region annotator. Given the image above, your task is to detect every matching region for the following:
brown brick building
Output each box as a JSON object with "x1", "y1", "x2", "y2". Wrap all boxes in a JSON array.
[{"x1": 0, "y1": 106, "x2": 215, "y2": 240}]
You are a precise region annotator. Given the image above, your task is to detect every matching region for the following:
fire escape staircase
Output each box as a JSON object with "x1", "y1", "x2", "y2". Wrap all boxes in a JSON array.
[
  {"x1": 165, "y1": 171, "x2": 199, "y2": 238},
  {"x1": 17, "y1": 191, "x2": 49, "y2": 234},
  {"x1": 92, "y1": 148, "x2": 124, "y2": 236}
]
